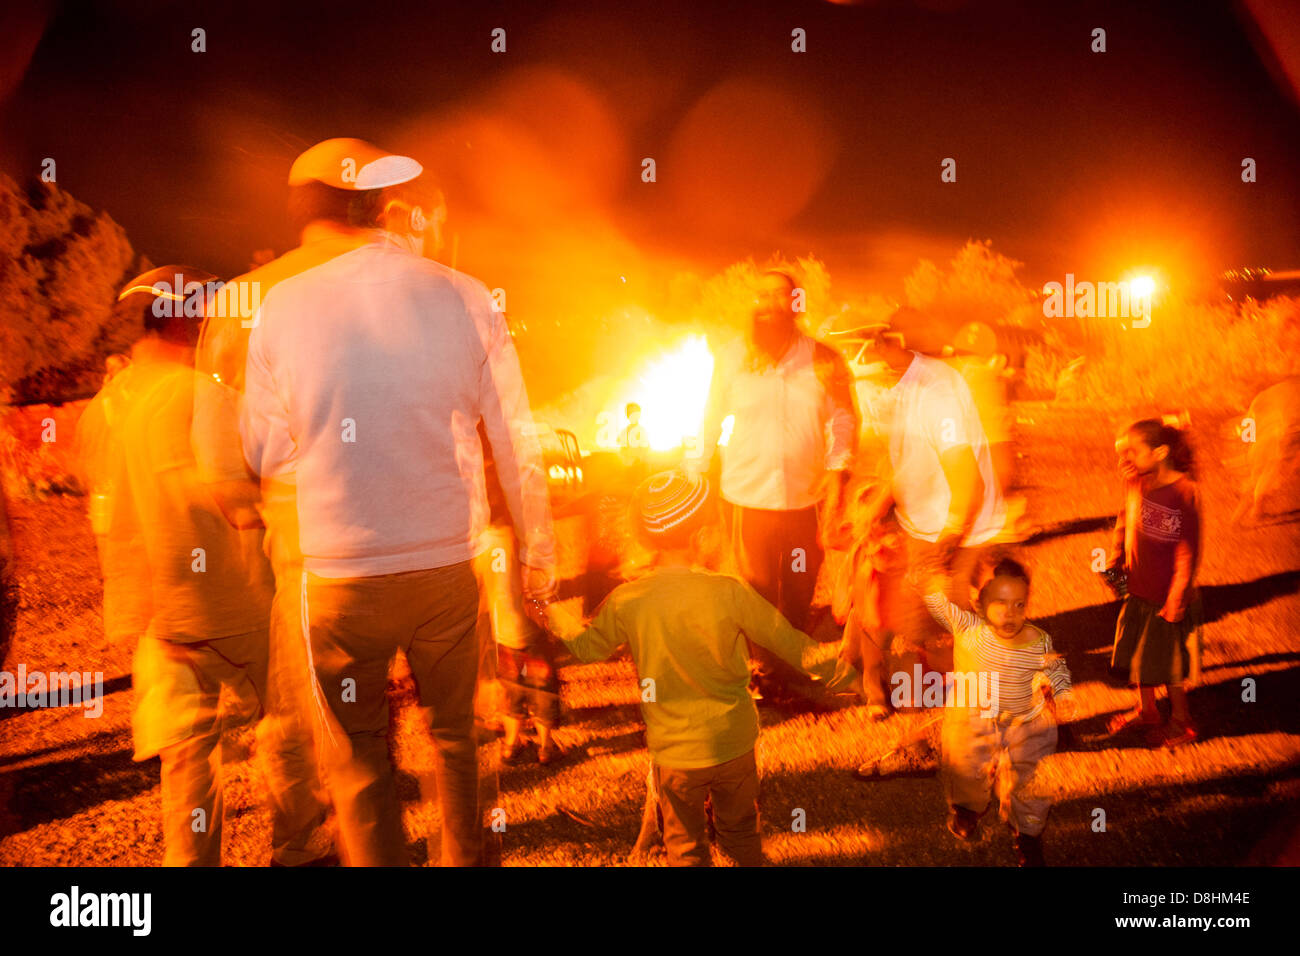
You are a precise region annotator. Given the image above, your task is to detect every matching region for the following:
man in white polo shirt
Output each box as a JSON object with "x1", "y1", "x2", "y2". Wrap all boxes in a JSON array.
[{"x1": 240, "y1": 143, "x2": 555, "y2": 866}]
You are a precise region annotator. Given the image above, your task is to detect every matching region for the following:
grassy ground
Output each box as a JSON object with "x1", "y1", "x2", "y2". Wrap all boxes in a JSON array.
[{"x1": 1, "y1": 403, "x2": 1297, "y2": 866}]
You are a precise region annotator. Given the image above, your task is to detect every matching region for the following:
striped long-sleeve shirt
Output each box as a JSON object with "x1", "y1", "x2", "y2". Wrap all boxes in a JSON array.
[{"x1": 924, "y1": 592, "x2": 1072, "y2": 720}]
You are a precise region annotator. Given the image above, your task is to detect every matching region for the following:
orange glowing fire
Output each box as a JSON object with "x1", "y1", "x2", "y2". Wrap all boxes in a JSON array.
[{"x1": 596, "y1": 335, "x2": 731, "y2": 452}]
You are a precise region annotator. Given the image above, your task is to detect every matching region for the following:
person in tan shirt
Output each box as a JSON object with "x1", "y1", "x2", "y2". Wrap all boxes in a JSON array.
[{"x1": 79, "y1": 267, "x2": 321, "y2": 866}]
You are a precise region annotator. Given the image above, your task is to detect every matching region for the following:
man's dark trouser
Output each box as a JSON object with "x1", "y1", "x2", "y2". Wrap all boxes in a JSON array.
[
  {"x1": 729, "y1": 503, "x2": 823, "y2": 693},
  {"x1": 304, "y1": 562, "x2": 481, "y2": 866}
]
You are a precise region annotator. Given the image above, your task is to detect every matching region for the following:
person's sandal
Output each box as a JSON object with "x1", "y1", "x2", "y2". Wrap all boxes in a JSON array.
[
  {"x1": 1012, "y1": 831, "x2": 1046, "y2": 867},
  {"x1": 947, "y1": 806, "x2": 981, "y2": 842},
  {"x1": 1162, "y1": 720, "x2": 1198, "y2": 749},
  {"x1": 537, "y1": 740, "x2": 565, "y2": 766},
  {"x1": 1106, "y1": 710, "x2": 1161, "y2": 736},
  {"x1": 501, "y1": 739, "x2": 527, "y2": 765}
]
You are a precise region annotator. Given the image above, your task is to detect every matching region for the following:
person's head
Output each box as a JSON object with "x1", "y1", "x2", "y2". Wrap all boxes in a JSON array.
[
  {"x1": 1117, "y1": 418, "x2": 1195, "y2": 481},
  {"x1": 970, "y1": 555, "x2": 1030, "y2": 640},
  {"x1": 632, "y1": 468, "x2": 715, "y2": 558},
  {"x1": 377, "y1": 181, "x2": 447, "y2": 258},
  {"x1": 873, "y1": 306, "x2": 945, "y2": 376},
  {"x1": 750, "y1": 269, "x2": 799, "y2": 357},
  {"x1": 626, "y1": 402, "x2": 641, "y2": 425},
  {"x1": 116, "y1": 265, "x2": 221, "y2": 362},
  {"x1": 286, "y1": 138, "x2": 442, "y2": 253}
]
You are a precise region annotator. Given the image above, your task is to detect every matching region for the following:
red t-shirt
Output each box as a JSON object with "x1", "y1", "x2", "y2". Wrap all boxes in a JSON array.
[{"x1": 1120, "y1": 476, "x2": 1201, "y2": 613}]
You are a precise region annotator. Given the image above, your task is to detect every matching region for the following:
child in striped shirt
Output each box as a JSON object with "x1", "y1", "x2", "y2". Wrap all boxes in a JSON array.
[{"x1": 922, "y1": 556, "x2": 1073, "y2": 866}]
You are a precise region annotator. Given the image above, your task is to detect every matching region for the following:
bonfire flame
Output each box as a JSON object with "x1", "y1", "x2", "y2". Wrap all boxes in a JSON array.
[{"x1": 598, "y1": 334, "x2": 717, "y2": 452}]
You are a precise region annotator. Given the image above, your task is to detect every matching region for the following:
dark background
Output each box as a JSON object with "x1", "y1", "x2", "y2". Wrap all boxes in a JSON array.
[{"x1": 3, "y1": 0, "x2": 1299, "y2": 297}]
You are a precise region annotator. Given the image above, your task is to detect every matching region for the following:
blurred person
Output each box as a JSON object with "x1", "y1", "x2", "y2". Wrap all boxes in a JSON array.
[
  {"x1": 853, "y1": 309, "x2": 1007, "y2": 724},
  {"x1": 540, "y1": 469, "x2": 857, "y2": 866},
  {"x1": 239, "y1": 141, "x2": 555, "y2": 867},
  {"x1": 476, "y1": 422, "x2": 563, "y2": 766},
  {"x1": 76, "y1": 267, "x2": 307, "y2": 866},
  {"x1": 692, "y1": 268, "x2": 859, "y2": 703},
  {"x1": 948, "y1": 322, "x2": 1029, "y2": 541},
  {"x1": 1105, "y1": 418, "x2": 1202, "y2": 748},
  {"x1": 828, "y1": 471, "x2": 905, "y2": 720},
  {"x1": 192, "y1": 137, "x2": 447, "y2": 867},
  {"x1": 618, "y1": 401, "x2": 650, "y2": 478},
  {"x1": 921, "y1": 556, "x2": 1073, "y2": 867},
  {"x1": 1232, "y1": 376, "x2": 1300, "y2": 524}
]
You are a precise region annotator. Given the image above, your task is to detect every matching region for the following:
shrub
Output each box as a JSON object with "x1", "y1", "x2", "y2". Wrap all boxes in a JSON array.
[{"x1": 0, "y1": 174, "x2": 146, "y2": 406}]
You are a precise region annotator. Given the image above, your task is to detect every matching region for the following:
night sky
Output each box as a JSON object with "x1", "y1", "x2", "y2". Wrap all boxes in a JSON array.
[{"x1": 4, "y1": 0, "x2": 1300, "y2": 304}]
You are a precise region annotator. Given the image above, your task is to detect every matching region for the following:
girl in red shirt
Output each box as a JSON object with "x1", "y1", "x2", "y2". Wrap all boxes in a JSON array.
[{"x1": 1106, "y1": 419, "x2": 1202, "y2": 748}]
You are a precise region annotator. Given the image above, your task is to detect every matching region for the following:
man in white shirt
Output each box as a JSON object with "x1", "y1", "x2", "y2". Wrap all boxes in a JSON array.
[
  {"x1": 239, "y1": 144, "x2": 556, "y2": 866},
  {"x1": 190, "y1": 140, "x2": 416, "y2": 868},
  {"x1": 692, "y1": 269, "x2": 858, "y2": 700},
  {"x1": 852, "y1": 309, "x2": 1006, "y2": 714}
]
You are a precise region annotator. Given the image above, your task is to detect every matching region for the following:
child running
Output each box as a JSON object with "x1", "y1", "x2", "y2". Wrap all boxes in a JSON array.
[
  {"x1": 922, "y1": 556, "x2": 1073, "y2": 867},
  {"x1": 541, "y1": 469, "x2": 856, "y2": 866},
  {"x1": 1106, "y1": 418, "x2": 1202, "y2": 748}
]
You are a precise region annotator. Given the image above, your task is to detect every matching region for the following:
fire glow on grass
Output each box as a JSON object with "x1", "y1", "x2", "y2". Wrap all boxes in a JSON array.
[{"x1": 597, "y1": 334, "x2": 730, "y2": 452}]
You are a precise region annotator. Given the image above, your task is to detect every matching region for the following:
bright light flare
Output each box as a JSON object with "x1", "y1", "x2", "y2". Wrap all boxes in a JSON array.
[{"x1": 1128, "y1": 275, "x2": 1156, "y2": 300}]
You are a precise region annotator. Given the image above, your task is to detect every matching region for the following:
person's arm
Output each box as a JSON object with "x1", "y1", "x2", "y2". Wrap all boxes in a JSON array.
[
  {"x1": 938, "y1": 443, "x2": 983, "y2": 548},
  {"x1": 1108, "y1": 494, "x2": 1128, "y2": 571},
  {"x1": 730, "y1": 578, "x2": 853, "y2": 688},
  {"x1": 1161, "y1": 485, "x2": 1200, "y2": 622},
  {"x1": 928, "y1": 379, "x2": 985, "y2": 555},
  {"x1": 474, "y1": 294, "x2": 556, "y2": 596},
  {"x1": 238, "y1": 307, "x2": 296, "y2": 481},
  {"x1": 1041, "y1": 631, "x2": 1075, "y2": 720},
  {"x1": 101, "y1": 436, "x2": 154, "y2": 641},
  {"x1": 686, "y1": 341, "x2": 728, "y2": 476},
  {"x1": 546, "y1": 596, "x2": 624, "y2": 664},
  {"x1": 192, "y1": 375, "x2": 262, "y2": 529},
  {"x1": 817, "y1": 342, "x2": 859, "y2": 476},
  {"x1": 920, "y1": 579, "x2": 981, "y2": 636}
]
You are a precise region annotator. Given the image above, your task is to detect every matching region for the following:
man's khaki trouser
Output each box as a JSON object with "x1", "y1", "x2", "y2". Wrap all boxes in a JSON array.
[
  {"x1": 652, "y1": 750, "x2": 763, "y2": 867},
  {"x1": 303, "y1": 562, "x2": 481, "y2": 867},
  {"x1": 941, "y1": 709, "x2": 1058, "y2": 837}
]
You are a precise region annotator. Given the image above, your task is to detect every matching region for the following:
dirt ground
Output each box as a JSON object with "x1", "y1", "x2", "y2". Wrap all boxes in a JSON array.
[{"x1": 1, "y1": 403, "x2": 1298, "y2": 866}]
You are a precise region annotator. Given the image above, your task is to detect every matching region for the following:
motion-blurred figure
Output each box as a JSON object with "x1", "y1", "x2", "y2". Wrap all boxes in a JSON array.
[
  {"x1": 828, "y1": 471, "x2": 904, "y2": 720},
  {"x1": 76, "y1": 267, "x2": 297, "y2": 866},
  {"x1": 240, "y1": 139, "x2": 555, "y2": 866},
  {"x1": 476, "y1": 423, "x2": 563, "y2": 767},
  {"x1": 1232, "y1": 376, "x2": 1300, "y2": 524},
  {"x1": 858, "y1": 309, "x2": 1007, "y2": 717},
  {"x1": 618, "y1": 402, "x2": 649, "y2": 474},
  {"x1": 692, "y1": 268, "x2": 858, "y2": 702},
  {"x1": 948, "y1": 322, "x2": 1030, "y2": 542}
]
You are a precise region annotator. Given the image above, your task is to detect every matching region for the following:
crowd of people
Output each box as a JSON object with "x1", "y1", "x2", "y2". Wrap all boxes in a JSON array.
[{"x1": 72, "y1": 137, "x2": 1203, "y2": 868}]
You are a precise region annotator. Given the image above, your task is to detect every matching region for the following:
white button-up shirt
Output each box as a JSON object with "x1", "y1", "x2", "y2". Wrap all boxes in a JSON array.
[{"x1": 694, "y1": 334, "x2": 857, "y2": 511}]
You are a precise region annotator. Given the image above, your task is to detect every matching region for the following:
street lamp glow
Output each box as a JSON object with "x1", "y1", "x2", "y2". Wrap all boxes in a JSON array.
[{"x1": 1129, "y1": 275, "x2": 1156, "y2": 300}]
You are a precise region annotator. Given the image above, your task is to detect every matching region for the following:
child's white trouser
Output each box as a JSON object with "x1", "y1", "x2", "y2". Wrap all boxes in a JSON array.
[{"x1": 941, "y1": 709, "x2": 1058, "y2": 837}]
